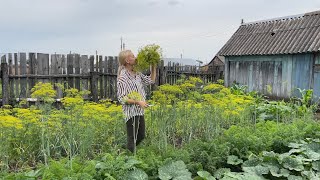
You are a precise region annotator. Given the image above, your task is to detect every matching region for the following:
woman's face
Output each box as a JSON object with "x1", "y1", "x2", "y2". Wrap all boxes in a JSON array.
[{"x1": 126, "y1": 52, "x2": 136, "y2": 65}]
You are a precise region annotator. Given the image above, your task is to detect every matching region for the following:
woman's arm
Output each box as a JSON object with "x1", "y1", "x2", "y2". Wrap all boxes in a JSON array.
[
  {"x1": 150, "y1": 64, "x2": 157, "y2": 82},
  {"x1": 117, "y1": 79, "x2": 127, "y2": 105},
  {"x1": 140, "y1": 65, "x2": 157, "y2": 86},
  {"x1": 126, "y1": 99, "x2": 148, "y2": 108},
  {"x1": 140, "y1": 66, "x2": 157, "y2": 86}
]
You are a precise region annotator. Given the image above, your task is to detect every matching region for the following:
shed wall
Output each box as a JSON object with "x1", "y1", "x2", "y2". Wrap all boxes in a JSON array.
[{"x1": 225, "y1": 53, "x2": 317, "y2": 98}]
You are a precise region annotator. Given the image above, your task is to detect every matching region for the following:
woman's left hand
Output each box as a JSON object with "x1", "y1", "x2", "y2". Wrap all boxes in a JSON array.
[{"x1": 136, "y1": 101, "x2": 149, "y2": 109}]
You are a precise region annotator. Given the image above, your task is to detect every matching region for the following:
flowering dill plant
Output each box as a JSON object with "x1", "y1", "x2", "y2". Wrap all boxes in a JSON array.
[{"x1": 135, "y1": 44, "x2": 162, "y2": 71}]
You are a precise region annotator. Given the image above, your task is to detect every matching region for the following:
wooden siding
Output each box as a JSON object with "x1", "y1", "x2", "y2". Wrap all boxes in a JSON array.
[
  {"x1": 225, "y1": 53, "x2": 319, "y2": 98},
  {"x1": 314, "y1": 53, "x2": 320, "y2": 99},
  {"x1": 219, "y1": 11, "x2": 320, "y2": 56}
]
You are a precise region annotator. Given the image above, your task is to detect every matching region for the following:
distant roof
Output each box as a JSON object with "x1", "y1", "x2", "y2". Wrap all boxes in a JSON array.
[
  {"x1": 218, "y1": 10, "x2": 320, "y2": 56},
  {"x1": 162, "y1": 58, "x2": 199, "y2": 66},
  {"x1": 207, "y1": 55, "x2": 224, "y2": 66}
]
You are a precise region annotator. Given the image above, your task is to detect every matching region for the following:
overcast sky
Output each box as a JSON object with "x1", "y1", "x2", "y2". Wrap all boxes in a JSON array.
[{"x1": 1, "y1": 0, "x2": 319, "y2": 64}]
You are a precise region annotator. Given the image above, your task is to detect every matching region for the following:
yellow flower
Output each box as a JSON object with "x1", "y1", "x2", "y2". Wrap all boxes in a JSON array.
[
  {"x1": 61, "y1": 97, "x2": 84, "y2": 107},
  {"x1": 0, "y1": 115, "x2": 23, "y2": 129},
  {"x1": 31, "y1": 82, "x2": 56, "y2": 103},
  {"x1": 188, "y1": 77, "x2": 203, "y2": 84},
  {"x1": 194, "y1": 103, "x2": 202, "y2": 109},
  {"x1": 180, "y1": 82, "x2": 195, "y2": 91},
  {"x1": 203, "y1": 83, "x2": 224, "y2": 92},
  {"x1": 127, "y1": 91, "x2": 143, "y2": 101},
  {"x1": 15, "y1": 108, "x2": 41, "y2": 124}
]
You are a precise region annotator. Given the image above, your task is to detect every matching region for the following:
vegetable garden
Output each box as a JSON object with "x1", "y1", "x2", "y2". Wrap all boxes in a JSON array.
[{"x1": 0, "y1": 76, "x2": 319, "y2": 180}]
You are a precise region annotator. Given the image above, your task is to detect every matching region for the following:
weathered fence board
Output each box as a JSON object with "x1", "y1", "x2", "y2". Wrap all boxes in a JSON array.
[
  {"x1": 0, "y1": 52, "x2": 219, "y2": 105},
  {"x1": 14, "y1": 53, "x2": 19, "y2": 98},
  {"x1": 1, "y1": 59, "x2": 9, "y2": 105},
  {"x1": 107, "y1": 56, "x2": 114, "y2": 99},
  {"x1": 20, "y1": 53, "x2": 27, "y2": 98},
  {"x1": 51, "y1": 54, "x2": 65, "y2": 98},
  {"x1": 8, "y1": 53, "x2": 14, "y2": 100},
  {"x1": 99, "y1": 55, "x2": 104, "y2": 99},
  {"x1": 38, "y1": 53, "x2": 50, "y2": 84},
  {"x1": 81, "y1": 55, "x2": 89, "y2": 99},
  {"x1": 67, "y1": 54, "x2": 74, "y2": 88},
  {"x1": 74, "y1": 54, "x2": 81, "y2": 90},
  {"x1": 29, "y1": 53, "x2": 37, "y2": 90},
  {"x1": 103, "y1": 56, "x2": 108, "y2": 99}
]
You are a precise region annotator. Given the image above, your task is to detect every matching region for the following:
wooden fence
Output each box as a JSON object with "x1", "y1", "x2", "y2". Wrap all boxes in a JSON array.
[{"x1": 0, "y1": 52, "x2": 221, "y2": 105}]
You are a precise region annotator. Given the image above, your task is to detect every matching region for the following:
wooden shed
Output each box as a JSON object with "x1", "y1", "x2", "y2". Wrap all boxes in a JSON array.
[
  {"x1": 201, "y1": 55, "x2": 225, "y2": 81},
  {"x1": 218, "y1": 10, "x2": 320, "y2": 99}
]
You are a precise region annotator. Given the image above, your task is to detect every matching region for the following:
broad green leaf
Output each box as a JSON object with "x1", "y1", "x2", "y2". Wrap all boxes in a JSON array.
[
  {"x1": 288, "y1": 143, "x2": 303, "y2": 149},
  {"x1": 305, "y1": 150, "x2": 320, "y2": 161},
  {"x1": 221, "y1": 172, "x2": 266, "y2": 180},
  {"x1": 197, "y1": 171, "x2": 216, "y2": 180},
  {"x1": 312, "y1": 161, "x2": 320, "y2": 171},
  {"x1": 220, "y1": 172, "x2": 240, "y2": 179},
  {"x1": 124, "y1": 158, "x2": 142, "y2": 169},
  {"x1": 261, "y1": 158, "x2": 279, "y2": 168},
  {"x1": 268, "y1": 165, "x2": 281, "y2": 177},
  {"x1": 288, "y1": 148, "x2": 304, "y2": 155},
  {"x1": 242, "y1": 165, "x2": 269, "y2": 175},
  {"x1": 102, "y1": 153, "x2": 114, "y2": 162},
  {"x1": 158, "y1": 160, "x2": 192, "y2": 180},
  {"x1": 174, "y1": 175, "x2": 196, "y2": 180},
  {"x1": 262, "y1": 151, "x2": 278, "y2": 164},
  {"x1": 95, "y1": 162, "x2": 106, "y2": 170},
  {"x1": 278, "y1": 153, "x2": 290, "y2": 163},
  {"x1": 312, "y1": 139, "x2": 320, "y2": 143},
  {"x1": 242, "y1": 158, "x2": 261, "y2": 167},
  {"x1": 288, "y1": 175, "x2": 303, "y2": 180},
  {"x1": 241, "y1": 173, "x2": 267, "y2": 180},
  {"x1": 227, "y1": 155, "x2": 243, "y2": 165},
  {"x1": 301, "y1": 170, "x2": 319, "y2": 180},
  {"x1": 214, "y1": 168, "x2": 231, "y2": 179},
  {"x1": 25, "y1": 169, "x2": 42, "y2": 178},
  {"x1": 306, "y1": 142, "x2": 320, "y2": 152},
  {"x1": 279, "y1": 168, "x2": 290, "y2": 177},
  {"x1": 125, "y1": 168, "x2": 148, "y2": 180},
  {"x1": 282, "y1": 156, "x2": 304, "y2": 171}
]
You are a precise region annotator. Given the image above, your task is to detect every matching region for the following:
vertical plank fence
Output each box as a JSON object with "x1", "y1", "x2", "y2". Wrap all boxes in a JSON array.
[{"x1": 0, "y1": 52, "x2": 220, "y2": 106}]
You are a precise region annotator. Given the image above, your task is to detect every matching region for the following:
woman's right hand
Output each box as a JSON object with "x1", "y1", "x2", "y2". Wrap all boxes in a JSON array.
[{"x1": 136, "y1": 101, "x2": 148, "y2": 109}]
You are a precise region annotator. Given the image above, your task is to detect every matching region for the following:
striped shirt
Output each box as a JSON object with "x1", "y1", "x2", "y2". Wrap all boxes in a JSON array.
[{"x1": 117, "y1": 68, "x2": 154, "y2": 122}]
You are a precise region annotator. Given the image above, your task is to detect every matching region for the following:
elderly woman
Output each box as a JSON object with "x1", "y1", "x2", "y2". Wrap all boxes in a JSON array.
[{"x1": 117, "y1": 50, "x2": 156, "y2": 153}]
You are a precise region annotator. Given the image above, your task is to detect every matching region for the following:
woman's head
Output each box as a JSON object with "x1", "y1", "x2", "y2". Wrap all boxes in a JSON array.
[
  {"x1": 117, "y1": 50, "x2": 136, "y2": 78},
  {"x1": 118, "y1": 50, "x2": 136, "y2": 66}
]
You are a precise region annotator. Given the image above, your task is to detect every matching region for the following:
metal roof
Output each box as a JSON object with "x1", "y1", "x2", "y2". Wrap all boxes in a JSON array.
[
  {"x1": 162, "y1": 58, "x2": 199, "y2": 66},
  {"x1": 206, "y1": 56, "x2": 224, "y2": 66},
  {"x1": 218, "y1": 10, "x2": 320, "y2": 56}
]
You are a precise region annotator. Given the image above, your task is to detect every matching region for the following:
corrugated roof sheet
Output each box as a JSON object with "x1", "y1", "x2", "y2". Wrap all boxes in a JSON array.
[
  {"x1": 218, "y1": 10, "x2": 320, "y2": 56},
  {"x1": 207, "y1": 56, "x2": 224, "y2": 66},
  {"x1": 162, "y1": 58, "x2": 199, "y2": 66}
]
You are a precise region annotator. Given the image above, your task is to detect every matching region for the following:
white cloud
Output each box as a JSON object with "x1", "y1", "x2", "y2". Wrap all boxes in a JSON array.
[
  {"x1": 168, "y1": 0, "x2": 181, "y2": 6},
  {"x1": 0, "y1": 0, "x2": 319, "y2": 61}
]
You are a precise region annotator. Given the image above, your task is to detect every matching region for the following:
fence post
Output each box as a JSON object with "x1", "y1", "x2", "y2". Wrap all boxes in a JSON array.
[
  {"x1": 90, "y1": 72, "x2": 99, "y2": 102},
  {"x1": 159, "y1": 60, "x2": 165, "y2": 85},
  {"x1": 1, "y1": 56, "x2": 9, "y2": 106}
]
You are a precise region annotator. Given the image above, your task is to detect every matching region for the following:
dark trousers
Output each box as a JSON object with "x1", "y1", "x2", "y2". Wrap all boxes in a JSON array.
[{"x1": 126, "y1": 115, "x2": 145, "y2": 153}]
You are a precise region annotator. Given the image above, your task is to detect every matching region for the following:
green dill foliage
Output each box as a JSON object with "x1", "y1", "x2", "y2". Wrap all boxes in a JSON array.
[
  {"x1": 31, "y1": 82, "x2": 56, "y2": 103},
  {"x1": 135, "y1": 44, "x2": 162, "y2": 71}
]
